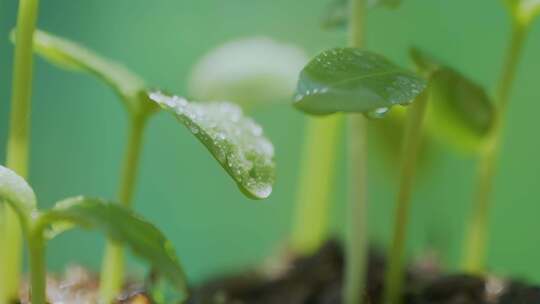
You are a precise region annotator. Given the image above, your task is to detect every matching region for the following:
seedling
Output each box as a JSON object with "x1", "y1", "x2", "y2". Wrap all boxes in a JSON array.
[
  {"x1": 0, "y1": 165, "x2": 187, "y2": 304},
  {"x1": 294, "y1": 4, "x2": 426, "y2": 304},
  {"x1": 289, "y1": 0, "x2": 408, "y2": 258},
  {"x1": 10, "y1": 29, "x2": 275, "y2": 301},
  {"x1": 0, "y1": 0, "x2": 40, "y2": 301},
  {"x1": 293, "y1": 2, "x2": 426, "y2": 304},
  {"x1": 383, "y1": 48, "x2": 495, "y2": 304},
  {"x1": 460, "y1": 0, "x2": 540, "y2": 273}
]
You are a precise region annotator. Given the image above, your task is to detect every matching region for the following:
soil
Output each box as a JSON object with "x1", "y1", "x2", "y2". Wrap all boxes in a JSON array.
[
  {"x1": 16, "y1": 241, "x2": 540, "y2": 303},
  {"x1": 187, "y1": 241, "x2": 540, "y2": 304}
]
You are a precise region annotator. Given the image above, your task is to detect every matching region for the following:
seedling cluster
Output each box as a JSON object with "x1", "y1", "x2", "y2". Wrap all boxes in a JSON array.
[
  {"x1": 1, "y1": 0, "x2": 539, "y2": 303},
  {"x1": 290, "y1": 0, "x2": 540, "y2": 303},
  {"x1": 1, "y1": 2, "x2": 275, "y2": 303}
]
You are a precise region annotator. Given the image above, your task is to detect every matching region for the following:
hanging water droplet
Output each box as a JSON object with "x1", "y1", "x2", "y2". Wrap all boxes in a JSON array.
[{"x1": 366, "y1": 107, "x2": 389, "y2": 119}]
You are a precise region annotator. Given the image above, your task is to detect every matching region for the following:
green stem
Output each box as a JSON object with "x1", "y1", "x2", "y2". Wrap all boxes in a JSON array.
[
  {"x1": 290, "y1": 115, "x2": 343, "y2": 254},
  {"x1": 100, "y1": 113, "x2": 148, "y2": 302},
  {"x1": 463, "y1": 23, "x2": 528, "y2": 273},
  {"x1": 0, "y1": 0, "x2": 40, "y2": 302},
  {"x1": 344, "y1": 0, "x2": 367, "y2": 303},
  {"x1": 344, "y1": 114, "x2": 368, "y2": 304},
  {"x1": 28, "y1": 226, "x2": 46, "y2": 304},
  {"x1": 348, "y1": 0, "x2": 365, "y2": 49},
  {"x1": 383, "y1": 91, "x2": 429, "y2": 304}
]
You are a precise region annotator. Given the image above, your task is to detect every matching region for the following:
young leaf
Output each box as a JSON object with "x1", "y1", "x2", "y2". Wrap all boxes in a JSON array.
[
  {"x1": 411, "y1": 48, "x2": 495, "y2": 151},
  {"x1": 39, "y1": 197, "x2": 188, "y2": 294},
  {"x1": 189, "y1": 37, "x2": 308, "y2": 107},
  {"x1": 294, "y1": 48, "x2": 426, "y2": 116},
  {"x1": 149, "y1": 92, "x2": 275, "y2": 199},
  {"x1": 13, "y1": 29, "x2": 156, "y2": 115},
  {"x1": 505, "y1": 0, "x2": 540, "y2": 25},
  {"x1": 322, "y1": 0, "x2": 401, "y2": 29},
  {"x1": 0, "y1": 165, "x2": 37, "y2": 219}
]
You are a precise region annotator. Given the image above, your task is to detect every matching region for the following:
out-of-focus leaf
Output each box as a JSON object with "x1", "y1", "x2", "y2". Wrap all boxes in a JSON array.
[
  {"x1": 322, "y1": 0, "x2": 349, "y2": 29},
  {"x1": 189, "y1": 37, "x2": 308, "y2": 108},
  {"x1": 370, "y1": 107, "x2": 434, "y2": 172},
  {"x1": 294, "y1": 48, "x2": 426, "y2": 116},
  {"x1": 13, "y1": 29, "x2": 156, "y2": 115},
  {"x1": 322, "y1": 0, "x2": 402, "y2": 29},
  {"x1": 0, "y1": 165, "x2": 36, "y2": 220},
  {"x1": 505, "y1": 0, "x2": 540, "y2": 25},
  {"x1": 411, "y1": 48, "x2": 495, "y2": 152},
  {"x1": 149, "y1": 92, "x2": 275, "y2": 199},
  {"x1": 40, "y1": 197, "x2": 188, "y2": 294}
]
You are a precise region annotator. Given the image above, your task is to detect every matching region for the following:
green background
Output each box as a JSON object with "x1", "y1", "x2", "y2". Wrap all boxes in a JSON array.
[{"x1": 1, "y1": 0, "x2": 539, "y2": 284}]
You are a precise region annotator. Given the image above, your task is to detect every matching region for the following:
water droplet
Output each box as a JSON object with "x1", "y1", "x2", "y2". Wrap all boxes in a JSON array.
[
  {"x1": 366, "y1": 107, "x2": 389, "y2": 119},
  {"x1": 253, "y1": 184, "x2": 272, "y2": 199}
]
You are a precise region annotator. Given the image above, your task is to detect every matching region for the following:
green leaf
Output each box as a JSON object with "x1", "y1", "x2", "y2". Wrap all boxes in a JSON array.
[
  {"x1": 322, "y1": 0, "x2": 401, "y2": 29},
  {"x1": 505, "y1": 0, "x2": 540, "y2": 25},
  {"x1": 189, "y1": 37, "x2": 308, "y2": 107},
  {"x1": 410, "y1": 48, "x2": 495, "y2": 152},
  {"x1": 294, "y1": 48, "x2": 426, "y2": 116},
  {"x1": 149, "y1": 92, "x2": 275, "y2": 199},
  {"x1": 0, "y1": 165, "x2": 37, "y2": 220},
  {"x1": 15, "y1": 29, "x2": 156, "y2": 114},
  {"x1": 40, "y1": 197, "x2": 188, "y2": 294}
]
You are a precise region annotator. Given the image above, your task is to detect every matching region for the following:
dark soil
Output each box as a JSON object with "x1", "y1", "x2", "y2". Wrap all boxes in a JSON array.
[
  {"x1": 16, "y1": 241, "x2": 540, "y2": 303},
  {"x1": 187, "y1": 241, "x2": 540, "y2": 304}
]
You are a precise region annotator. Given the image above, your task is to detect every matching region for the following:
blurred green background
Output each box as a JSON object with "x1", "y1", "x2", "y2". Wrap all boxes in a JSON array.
[{"x1": 1, "y1": 0, "x2": 539, "y2": 284}]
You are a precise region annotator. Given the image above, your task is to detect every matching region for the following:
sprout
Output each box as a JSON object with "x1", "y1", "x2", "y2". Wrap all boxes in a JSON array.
[
  {"x1": 1, "y1": 1, "x2": 40, "y2": 300},
  {"x1": 293, "y1": 45, "x2": 426, "y2": 304},
  {"x1": 19, "y1": 29, "x2": 276, "y2": 301},
  {"x1": 0, "y1": 165, "x2": 188, "y2": 304}
]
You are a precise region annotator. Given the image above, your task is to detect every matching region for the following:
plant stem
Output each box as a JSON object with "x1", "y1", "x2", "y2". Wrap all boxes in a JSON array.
[
  {"x1": 28, "y1": 227, "x2": 46, "y2": 304},
  {"x1": 345, "y1": 114, "x2": 368, "y2": 304},
  {"x1": 463, "y1": 23, "x2": 528, "y2": 273},
  {"x1": 100, "y1": 243, "x2": 125, "y2": 302},
  {"x1": 348, "y1": 0, "x2": 365, "y2": 48},
  {"x1": 383, "y1": 91, "x2": 429, "y2": 304},
  {"x1": 0, "y1": 0, "x2": 40, "y2": 302},
  {"x1": 290, "y1": 115, "x2": 343, "y2": 254},
  {"x1": 344, "y1": 0, "x2": 367, "y2": 303},
  {"x1": 100, "y1": 113, "x2": 148, "y2": 302}
]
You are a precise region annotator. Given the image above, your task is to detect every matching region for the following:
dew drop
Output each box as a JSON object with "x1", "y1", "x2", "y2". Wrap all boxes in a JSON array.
[{"x1": 366, "y1": 107, "x2": 389, "y2": 119}]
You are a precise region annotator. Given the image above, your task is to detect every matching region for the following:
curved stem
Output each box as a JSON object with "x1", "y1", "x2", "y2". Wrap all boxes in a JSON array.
[
  {"x1": 343, "y1": 1, "x2": 367, "y2": 303},
  {"x1": 290, "y1": 115, "x2": 343, "y2": 254},
  {"x1": 100, "y1": 113, "x2": 148, "y2": 302},
  {"x1": 383, "y1": 91, "x2": 429, "y2": 304},
  {"x1": 0, "y1": 0, "x2": 40, "y2": 302},
  {"x1": 463, "y1": 23, "x2": 528, "y2": 273},
  {"x1": 116, "y1": 114, "x2": 148, "y2": 209}
]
